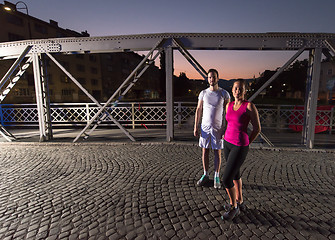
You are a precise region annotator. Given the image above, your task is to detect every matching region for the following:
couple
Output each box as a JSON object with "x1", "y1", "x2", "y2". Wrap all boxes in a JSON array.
[{"x1": 193, "y1": 69, "x2": 261, "y2": 221}]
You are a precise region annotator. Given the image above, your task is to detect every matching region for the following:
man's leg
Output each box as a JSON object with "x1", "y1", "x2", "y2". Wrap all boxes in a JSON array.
[
  {"x1": 202, "y1": 148, "x2": 210, "y2": 173},
  {"x1": 197, "y1": 148, "x2": 210, "y2": 186},
  {"x1": 213, "y1": 149, "x2": 222, "y2": 189},
  {"x1": 213, "y1": 149, "x2": 221, "y2": 173}
]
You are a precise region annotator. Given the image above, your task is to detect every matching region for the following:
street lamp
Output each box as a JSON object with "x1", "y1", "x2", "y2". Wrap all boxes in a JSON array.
[{"x1": 3, "y1": 1, "x2": 32, "y2": 39}]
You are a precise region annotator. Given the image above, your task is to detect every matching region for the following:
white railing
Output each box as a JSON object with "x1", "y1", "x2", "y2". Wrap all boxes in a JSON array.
[{"x1": 0, "y1": 102, "x2": 334, "y2": 133}]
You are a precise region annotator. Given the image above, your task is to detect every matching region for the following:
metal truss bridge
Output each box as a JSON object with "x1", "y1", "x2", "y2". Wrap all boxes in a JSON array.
[{"x1": 0, "y1": 32, "x2": 335, "y2": 148}]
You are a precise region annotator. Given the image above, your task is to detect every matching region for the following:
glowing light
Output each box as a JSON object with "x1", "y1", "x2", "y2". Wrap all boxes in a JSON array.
[{"x1": 4, "y1": 6, "x2": 12, "y2": 11}]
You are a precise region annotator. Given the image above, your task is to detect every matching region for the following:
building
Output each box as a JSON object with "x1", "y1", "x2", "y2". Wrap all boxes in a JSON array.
[
  {"x1": 100, "y1": 52, "x2": 161, "y2": 102},
  {"x1": 320, "y1": 58, "x2": 335, "y2": 104},
  {"x1": 0, "y1": 1, "x2": 162, "y2": 104}
]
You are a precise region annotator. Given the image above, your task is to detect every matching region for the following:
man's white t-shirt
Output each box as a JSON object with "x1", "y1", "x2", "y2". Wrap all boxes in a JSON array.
[{"x1": 198, "y1": 87, "x2": 230, "y2": 130}]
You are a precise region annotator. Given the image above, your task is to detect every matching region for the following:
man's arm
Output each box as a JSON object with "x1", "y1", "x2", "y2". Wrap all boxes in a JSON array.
[{"x1": 194, "y1": 99, "x2": 203, "y2": 137}]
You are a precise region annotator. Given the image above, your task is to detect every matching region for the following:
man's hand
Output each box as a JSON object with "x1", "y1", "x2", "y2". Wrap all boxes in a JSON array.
[{"x1": 194, "y1": 127, "x2": 199, "y2": 137}]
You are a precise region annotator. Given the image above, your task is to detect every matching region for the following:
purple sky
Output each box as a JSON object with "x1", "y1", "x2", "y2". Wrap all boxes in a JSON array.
[{"x1": 6, "y1": 0, "x2": 335, "y2": 79}]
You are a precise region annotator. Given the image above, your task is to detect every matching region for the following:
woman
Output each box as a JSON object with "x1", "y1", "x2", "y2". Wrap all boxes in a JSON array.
[{"x1": 221, "y1": 79, "x2": 261, "y2": 220}]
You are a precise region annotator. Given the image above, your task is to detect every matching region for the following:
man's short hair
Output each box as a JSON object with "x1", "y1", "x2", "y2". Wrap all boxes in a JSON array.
[{"x1": 208, "y1": 69, "x2": 219, "y2": 78}]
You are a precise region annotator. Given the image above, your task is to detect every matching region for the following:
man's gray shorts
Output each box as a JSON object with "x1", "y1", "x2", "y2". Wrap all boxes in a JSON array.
[{"x1": 199, "y1": 125, "x2": 224, "y2": 150}]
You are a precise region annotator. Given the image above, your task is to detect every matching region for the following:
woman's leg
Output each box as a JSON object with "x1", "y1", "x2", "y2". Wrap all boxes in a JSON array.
[{"x1": 234, "y1": 178, "x2": 243, "y2": 203}]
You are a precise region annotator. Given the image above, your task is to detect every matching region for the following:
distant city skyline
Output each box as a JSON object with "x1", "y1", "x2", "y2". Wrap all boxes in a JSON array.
[{"x1": 3, "y1": 0, "x2": 335, "y2": 79}]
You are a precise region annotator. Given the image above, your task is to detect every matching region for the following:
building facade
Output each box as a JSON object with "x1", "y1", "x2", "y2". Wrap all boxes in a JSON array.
[
  {"x1": 0, "y1": 1, "x2": 162, "y2": 104},
  {"x1": 320, "y1": 58, "x2": 335, "y2": 104}
]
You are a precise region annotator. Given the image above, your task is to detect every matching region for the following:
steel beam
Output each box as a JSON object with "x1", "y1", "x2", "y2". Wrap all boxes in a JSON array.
[
  {"x1": 302, "y1": 48, "x2": 322, "y2": 149},
  {"x1": 0, "y1": 33, "x2": 334, "y2": 58},
  {"x1": 165, "y1": 46, "x2": 174, "y2": 141},
  {"x1": 73, "y1": 38, "x2": 165, "y2": 142},
  {"x1": 82, "y1": 49, "x2": 163, "y2": 140},
  {"x1": 32, "y1": 53, "x2": 50, "y2": 141},
  {"x1": 45, "y1": 52, "x2": 135, "y2": 142},
  {"x1": 173, "y1": 38, "x2": 208, "y2": 79},
  {"x1": 249, "y1": 47, "x2": 305, "y2": 102},
  {"x1": 324, "y1": 40, "x2": 335, "y2": 55},
  {"x1": 0, "y1": 45, "x2": 32, "y2": 89}
]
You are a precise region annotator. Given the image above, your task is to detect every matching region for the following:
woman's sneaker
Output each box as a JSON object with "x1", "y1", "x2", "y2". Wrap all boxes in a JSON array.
[
  {"x1": 224, "y1": 202, "x2": 246, "y2": 211},
  {"x1": 222, "y1": 205, "x2": 240, "y2": 220},
  {"x1": 214, "y1": 177, "x2": 221, "y2": 189},
  {"x1": 197, "y1": 175, "x2": 209, "y2": 186}
]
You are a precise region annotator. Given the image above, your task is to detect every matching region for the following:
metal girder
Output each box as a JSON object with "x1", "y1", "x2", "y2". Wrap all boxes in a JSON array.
[
  {"x1": 79, "y1": 49, "x2": 163, "y2": 141},
  {"x1": 0, "y1": 56, "x2": 33, "y2": 102},
  {"x1": 324, "y1": 39, "x2": 335, "y2": 55},
  {"x1": 73, "y1": 38, "x2": 165, "y2": 142},
  {"x1": 165, "y1": 46, "x2": 174, "y2": 142},
  {"x1": 0, "y1": 45, "x2": 32, "y2": 141},
  {"x1": 45, "y1": 52, "x2": 135, "y2": 142},
  {"x1": 248, "y1": 47, "x2": 305, "y2": 102},
  {"x1": 302, "y1": 48, "x2": 322, "y2": 149},
  {"x1": 0, "y1": 45, "x2": 32, "y2": 89},
  {"x1": 0, "y1": 33, "x2": 334, "y2": 58},
  {"x1": 0, "y1": 32, "x2": 332, "y2": 147},
  {"x1": 173, "y1": 38, "x2": 208, "y2": 79},
  {"x1": 32, "y1": 53, "x2": 52, "y2": 141}
]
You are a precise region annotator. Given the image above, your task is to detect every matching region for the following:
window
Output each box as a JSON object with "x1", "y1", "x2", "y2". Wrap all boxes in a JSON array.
[
  {"x1": 76, "y1": 54, "x2": 84, "y2": 59},
  {"x1": 14, "y1": 88, "x2": 30, "y2": 96},
  {"x1": 91, "y1": 67, "x2": 98, "y2": 74},
  {"x1": 34, "y1": 23, "x2": 48, "y2": 34},
  {"x1": 107, "y1": 65, "x2": 113, "y2": 72},
  {"x1": 60, "y1": 61, "x2": 70, "y2": 70},
  {"x1": 47, "y1": 74, "x2": 53, "y2": 85},
  {"x1": 6, "y1": 15, "x2": 23, "y2": 26},
  {"x1": 328, "y1": 69, "x2": 333, "y2": 75},
  {"x1": 91, "y1": 79, "x2": 98, "y2": 86},
  {"x1": 78, "y1": 78, "x2": 86, "y2": 85},
  {"x1": 62, "y1": 89, "x2": 74, "y2": 96},
  {"x1": 89, "y1": 55, "x2": 97, "y2": 62},
  {"x1": 27, "y1": 74, "x2": 34, "y2": 86},
  {"x1": 8, "y1": 32, "x2": 24, "y2": 41},
  {"x1": 60, "y1": 75, "x2": 70, "y2": 83},
  {"x1": 76, "y1": 64, "x2": 85, "y2": 72}
]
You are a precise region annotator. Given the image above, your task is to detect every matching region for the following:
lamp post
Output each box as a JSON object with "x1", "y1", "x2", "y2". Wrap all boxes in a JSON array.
[{"x1": 4, "y1": 1, "x2": 32, "y2": 39}]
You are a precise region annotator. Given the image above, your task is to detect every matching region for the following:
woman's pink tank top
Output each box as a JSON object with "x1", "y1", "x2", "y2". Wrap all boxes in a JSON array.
[{"x1": 224, "y1": 101, "x2": 250, "y2": 146}]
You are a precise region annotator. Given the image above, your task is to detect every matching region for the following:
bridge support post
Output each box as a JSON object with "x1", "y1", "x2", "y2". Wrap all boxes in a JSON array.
[
  {"x1": 302, "y1": 48, "x2": 322, "y2": 149},
  {"x1": 165, "y1": 46, "x2": 174, "y2": 142}
]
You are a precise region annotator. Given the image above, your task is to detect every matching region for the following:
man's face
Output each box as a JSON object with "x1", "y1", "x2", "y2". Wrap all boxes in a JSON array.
[{"x1": 208, "y1": 72, "x2": 219, "y2": 86}]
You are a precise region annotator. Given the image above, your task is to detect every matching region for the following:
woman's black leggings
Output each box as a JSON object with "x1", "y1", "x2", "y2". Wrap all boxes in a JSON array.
[{"x1": 222, "y1": 140, "x2": 249, "y2": 189}]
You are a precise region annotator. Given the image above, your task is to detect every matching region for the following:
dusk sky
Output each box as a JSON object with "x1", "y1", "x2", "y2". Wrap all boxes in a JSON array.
[{"x1": 8, "y1": 0, "x2": 335, "y2": 79}]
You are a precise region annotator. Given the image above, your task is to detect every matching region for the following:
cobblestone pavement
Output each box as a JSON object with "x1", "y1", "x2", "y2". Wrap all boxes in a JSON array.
[{"x1": 0, "y1": 143, "x2": 334, "y2": 240}]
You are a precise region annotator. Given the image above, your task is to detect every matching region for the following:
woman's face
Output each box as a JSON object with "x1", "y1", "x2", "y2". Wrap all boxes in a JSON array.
[{"x1": 232, "y1": 81, "x2": 246, "y2": 100}]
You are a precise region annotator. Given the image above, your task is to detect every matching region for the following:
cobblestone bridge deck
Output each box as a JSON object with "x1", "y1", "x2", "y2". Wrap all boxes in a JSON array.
[{"x1": 0, "y1": 141, "x2": 334, "y2": 239}]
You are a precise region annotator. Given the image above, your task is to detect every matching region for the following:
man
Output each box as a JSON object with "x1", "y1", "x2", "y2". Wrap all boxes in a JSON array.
[{"x1": 194, "y1": 69, "x2": 230, "y2": 189}]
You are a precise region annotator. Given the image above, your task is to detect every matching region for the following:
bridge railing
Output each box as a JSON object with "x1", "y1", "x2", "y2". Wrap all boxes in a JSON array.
[{"x1": 0, "y1": 102, "x2": 334, "y2": 133}]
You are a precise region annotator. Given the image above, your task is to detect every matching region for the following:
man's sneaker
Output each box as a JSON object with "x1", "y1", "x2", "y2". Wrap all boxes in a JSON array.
[
  {"x1": 224, "y1": 202, "x2": 246, "y2": 211},
  {"x1": 214, "y1": 177, "x2": 221, "y2": 189},
  {"x1": 197, "y1": 175, "x2": 209, "y2": 186},
  {"x1": 222, "y1": 205, "x2": 240, "y2": 220}
]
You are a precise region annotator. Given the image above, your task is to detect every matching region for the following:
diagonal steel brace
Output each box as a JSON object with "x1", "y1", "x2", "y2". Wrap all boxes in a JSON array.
[
  {"x1": 73, "y1": 38, "x2": 165, "y2": 142},
  {"x1": 45, "y1": 52, "x2": 135, "y2": 142}
]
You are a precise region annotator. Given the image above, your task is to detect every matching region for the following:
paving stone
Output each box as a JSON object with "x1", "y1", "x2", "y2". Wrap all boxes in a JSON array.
[{"x1": 0, "y1": 144, "x2": 334, "y2": 239}]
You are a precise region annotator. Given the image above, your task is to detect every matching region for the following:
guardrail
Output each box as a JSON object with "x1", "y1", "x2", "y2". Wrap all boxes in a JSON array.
[{"x1": 0, "y1": 102, "x2": 334, "y2": 133}]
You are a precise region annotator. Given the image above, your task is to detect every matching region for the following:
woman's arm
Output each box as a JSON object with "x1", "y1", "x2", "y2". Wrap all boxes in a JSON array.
[{"x1": 248, "y1": 102, "x2": 261, "y2": 144}]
